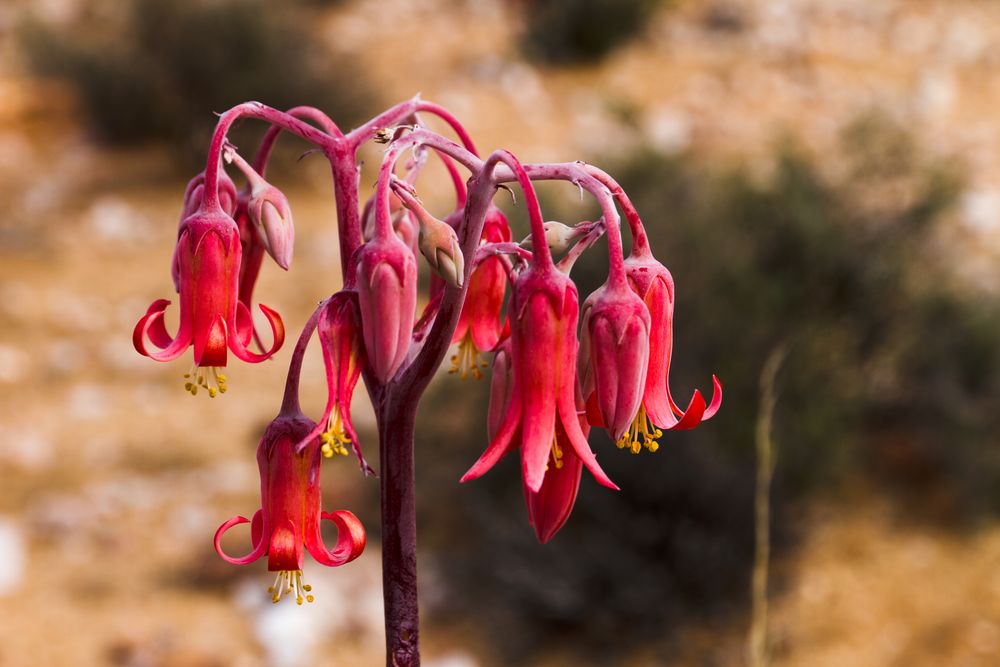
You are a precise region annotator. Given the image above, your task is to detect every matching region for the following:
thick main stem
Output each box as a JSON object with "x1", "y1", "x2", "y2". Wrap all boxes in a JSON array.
[{"x1": 377, "y1": 393, "x2": 421, "y2": 667}]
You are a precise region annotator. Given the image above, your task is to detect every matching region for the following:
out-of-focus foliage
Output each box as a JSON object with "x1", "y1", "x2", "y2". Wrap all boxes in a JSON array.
[
  {"x1": 20, "y1": 0, "x2": 374, "y2": 165},
  {"x1": 518, "y1": 0, "x2": 659, "y2": 65},
  {"x1": 416, "y1": 114, "x2": 1000, "y2": 664}
]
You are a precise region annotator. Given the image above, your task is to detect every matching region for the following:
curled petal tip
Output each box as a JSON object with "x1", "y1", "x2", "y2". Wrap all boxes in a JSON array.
[{"x1": 214, "y1": 511, "x2": 266, "y2": 565}]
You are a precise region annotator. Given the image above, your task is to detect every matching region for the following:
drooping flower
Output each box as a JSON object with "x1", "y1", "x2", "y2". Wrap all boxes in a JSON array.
[
  {"x1": 462, "y1": 153, "x2": 617, "y2": 524},
  {"x1": 133, "y1": 203, "x2": 285, "y2": 395},
  {"x1": 355, "y1": 232, "x2": 418, "y2": 383},
  {"x1": 579, "y1": 280, "x2": 651, "y2": 444},
  {"x1": 296, "y1": 292, "x2": 373, "y2": 475},
  {"x1": 450, "y1": 206, "x2": 511, "y2": 379},
  {"x1": 214, "y1": 411, "x2": 366, "y2": 604},
  {"x1": 611, "y1": 245, "x2": 721, "y2": 451}
]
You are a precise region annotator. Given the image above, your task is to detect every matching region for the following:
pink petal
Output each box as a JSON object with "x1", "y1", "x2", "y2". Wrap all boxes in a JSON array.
[
  {"x1": 213, "y1": 510, "x2": 267, "y2": 565},
  {"x1": 306, "y1": 510, "x2": 367, "y2": 567}
]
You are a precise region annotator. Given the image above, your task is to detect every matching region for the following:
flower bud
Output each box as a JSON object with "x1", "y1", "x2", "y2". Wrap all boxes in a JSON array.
[
  {"x1": 355, "y1": 236, "x2": 418, "y2": 382},
  {"x1": 414, "y1": 207, "x2": 465, "y2": 288},
  {"x1": 520, "y1": 221, "x2": 585, "y2": 255},
  {"x1": 249, "y1": 183, "x2": 295, "y2": 271}
]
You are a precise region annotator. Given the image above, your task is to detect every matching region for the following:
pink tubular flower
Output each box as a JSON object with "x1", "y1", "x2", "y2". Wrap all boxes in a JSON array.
[
  {"x1": 296, "y1": 292, "x2": 374, "y2": 475},
  {"x1": 133, "y1": 204, "x2": 285, "y2": 395},
  {"x1": 214, "y1": 411, "x2": 366, "y2": 604},
  {"x1": 618, "y1": 247, "x2": 722, "y2": 450},
  {"x1": 450, "y1": 206, "x2": 511, "y2": 379},
  {"x1": 462, "y1": 152, "x2": 617, "y2": 537},
  {"x1": 579, "y1": 281, "x2": 651, "y2": 445},
  {"x1": 355, "y1": 233, "x2": 418, "y2": 383}
]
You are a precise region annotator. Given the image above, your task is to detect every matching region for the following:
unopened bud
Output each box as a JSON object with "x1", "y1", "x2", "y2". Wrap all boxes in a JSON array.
[
  {"x1": 520, "y1": 221, "x2": 584, "y2": 255},
  {"x1": 412, "y1": 206, "x2": 465, "y2": 288},
  {"x1": 249, "y1": 184, "x2": 295, "y2": 271}
]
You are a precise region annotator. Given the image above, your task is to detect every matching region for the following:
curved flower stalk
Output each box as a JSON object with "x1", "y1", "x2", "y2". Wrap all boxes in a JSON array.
[
  {"x1": 214, "y1": 410, "x2": 366, "y2": 604},
  {"x1": 133, "y1": 204, "x2": 285, "y2": 395},
  {"x1": 296, "y1": 292, "x2": 374, "y2": 475},
  {"x1": 461, "y1": 152, "x2": 618, "y2": 540}
]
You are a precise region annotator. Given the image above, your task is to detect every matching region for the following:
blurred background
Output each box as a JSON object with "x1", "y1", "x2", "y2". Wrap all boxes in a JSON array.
[{"x1": 3, "y1": 0, "x2": 1000, "y2": 665}]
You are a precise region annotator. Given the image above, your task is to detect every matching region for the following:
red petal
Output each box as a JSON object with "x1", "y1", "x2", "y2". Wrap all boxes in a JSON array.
[
  {"x1": 307, "y1": 510, "x2": 367, "y2": 567},
  {"x1": 524, "y1": 440, "x2": 583, "y2": 543},
  {"x1": 132, "y1": 300, "x2": 192, "y2": 362},
  {"x1": 213, "y1": 511, "x2": 267, "y2": 565},
  {"x1": 194, "y1": 314, "x2": 228, "y2": 367},
  {"x1": 229, "y1": 303, "x2": 285, "y2": 363}
]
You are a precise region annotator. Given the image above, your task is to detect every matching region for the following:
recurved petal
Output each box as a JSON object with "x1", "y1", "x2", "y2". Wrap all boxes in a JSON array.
[
  {"x1": 229, "y1": 303, "x2": 285, "y2": 363},
  {"x1": 214, "y1": 510, "x2": 267, "y2": 566},
  {"x1": 132, "y1": 299, "x2": 192, "y2": 362},
  {"x1": 307, "y1": 510, "x2": 367, "y2": 567}
]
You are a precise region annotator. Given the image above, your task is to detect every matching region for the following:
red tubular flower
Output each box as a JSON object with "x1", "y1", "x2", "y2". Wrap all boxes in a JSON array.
[
  {"x1": 214, "y1": 412, "x2": 366, "y2": 604},
  {"x1": 355, "y1": 233, "x2": 418, "y2": 382},
  {"x1": 617, "y1": 247, "x2": 722, "y2": 450},
  {"x1": 296, "y1": 292, "x2": 373, "y2": 475},
  {"x1": 450, "y1": 206, "x2": 511, "y2": 379},
  {"x1": 579, "y1": 281, "x2": 651, "y2": 444},
  {"x1": 461, "y1": 239, "x2": 618, "y2": 495},
  {"x1": 133, "y1": 204, "x2": 285, "y2": 395}
]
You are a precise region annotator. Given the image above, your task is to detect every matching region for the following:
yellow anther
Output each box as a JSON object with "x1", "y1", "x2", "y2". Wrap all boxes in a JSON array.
[
  {"x1": 616, "y1": 406, "x2": 663, "y2": 454},
  {"x1": 182, "y1": 365, "x2": 229, "y2": 398},
  {"x1": 268, "y1": 570, "x2": 315, "y2": 604},
  {"x1": 545, "y1": 436, "x2": 565, "y2": 473},
  {"x1": 448, "y1": 334, "x2": 484, "y2": 380},
  {"x1": 321, "y1": 409, "x2": 351, "y2": 459}
]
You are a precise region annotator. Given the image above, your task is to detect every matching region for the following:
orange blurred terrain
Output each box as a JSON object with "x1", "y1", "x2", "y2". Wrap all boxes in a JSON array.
[{"x1": 2, "y1": 1, "x2": 1000, "y2": 665}]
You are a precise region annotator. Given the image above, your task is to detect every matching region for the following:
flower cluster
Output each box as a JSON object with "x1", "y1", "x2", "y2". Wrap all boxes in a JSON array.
[{"x1": 131, "y1": 100, "x2": 721, "y2": 619}]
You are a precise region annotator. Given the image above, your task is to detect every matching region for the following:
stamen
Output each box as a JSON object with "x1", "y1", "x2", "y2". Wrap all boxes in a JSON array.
[
  {"x1": 268, "y1": 570, "x2": 315, "y2": 605},
  {"x1": 181, "y1": 364, "x2": 228, "y2": 397},
  {"x1": 545, "y1": 436, "x2": 565, "y2": 472},
  {"x1": 320, "y1": 408, "x2": 351, "y2": 459},
  {"x1": 448, "y1": 334, "x2": 484, "y2": 380},
  {"x1": 616, "y1": 406, "x2": 663, "y2": 454}
]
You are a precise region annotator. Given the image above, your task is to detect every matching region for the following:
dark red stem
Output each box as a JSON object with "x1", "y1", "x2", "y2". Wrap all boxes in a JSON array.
[{"x1": 376, "y1": 390, "x2": 421, "y2": 667}]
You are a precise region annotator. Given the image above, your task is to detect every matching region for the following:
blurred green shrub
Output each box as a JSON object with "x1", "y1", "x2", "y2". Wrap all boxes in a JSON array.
[
  {"x1": 518, "y1": 0, "x2": 659, "y2": 65},
  {"x1": 21, "y1": 0, "x2": 374, "y2": 165},
  {"x1": 416, "y1": 114, "x2": 1000, "y2": 663}
]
